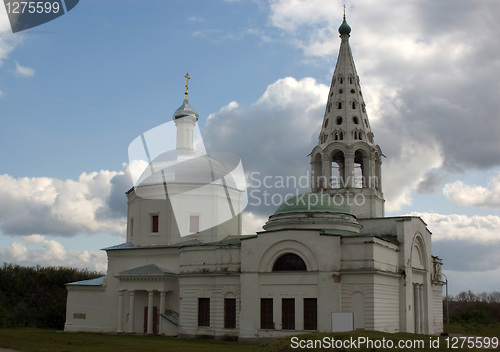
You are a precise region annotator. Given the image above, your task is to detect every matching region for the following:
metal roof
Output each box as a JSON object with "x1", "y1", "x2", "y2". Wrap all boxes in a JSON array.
[
  {"x1": 66, "y1": 276, "x2": 106, "y2": 286},
  {"x1": 117, "y1": 264, "x2": 175, "y2": 277}
]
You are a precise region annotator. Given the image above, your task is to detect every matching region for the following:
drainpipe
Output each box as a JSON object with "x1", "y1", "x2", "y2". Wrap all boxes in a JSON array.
[{"x1": 442, "y1": 273, "x2": 449, "y2": 325}]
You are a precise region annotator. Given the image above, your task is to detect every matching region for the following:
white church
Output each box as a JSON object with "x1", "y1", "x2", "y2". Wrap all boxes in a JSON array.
[{"x1": 64, "y1": 15, "x2": 444, "y2": 341}]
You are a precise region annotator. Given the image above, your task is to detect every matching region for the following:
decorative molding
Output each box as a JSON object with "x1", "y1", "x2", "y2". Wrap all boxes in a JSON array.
[
  {"x1": 343, "y1": 284, "x2": 369, "y2": 296},
  {"x1": 222, "y1": 285, "x2": 240, "y2": 297}
]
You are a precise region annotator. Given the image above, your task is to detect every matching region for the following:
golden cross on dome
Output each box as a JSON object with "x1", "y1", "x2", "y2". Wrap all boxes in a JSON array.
[
  {"x1": 343, "y1": 4, "x2": 346, "y2": 19},
  {"x1": 184, "y1": 72, "x2": 190, "y2": 99}
]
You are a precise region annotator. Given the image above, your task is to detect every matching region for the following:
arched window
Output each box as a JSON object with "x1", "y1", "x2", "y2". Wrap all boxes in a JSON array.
[
  {"x1": 352, "y1": 101, "x2": 356, "y2": 109},
  {"x1": 272, "y1": 253, "x2": 307, "y2": 271},
  {"x1": 337, "y1": 102, "x2": 342, "y2": 109},
  {"x1": 353, "y1": 116, "x2": 359, "y2": 124},
  {"x1": 336, "y1": 116, "x2": 343, "y2": 125},
  {"x1": 324, "y1": 118, "x2": 329, "y2": 128}
]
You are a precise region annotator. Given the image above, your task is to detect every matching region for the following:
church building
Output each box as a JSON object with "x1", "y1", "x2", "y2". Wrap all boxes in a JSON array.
[{"x1": 64, "y1": 15, "x2": 444, "y2": 341}]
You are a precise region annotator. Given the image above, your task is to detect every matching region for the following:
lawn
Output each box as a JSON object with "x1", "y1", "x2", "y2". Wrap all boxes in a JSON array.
[
  {"x1": 0, "y1": 329, "x2": 258, "y2": 352},
  {"x1": 1, "y1": 325, "x2": 499, "y2": 352}
]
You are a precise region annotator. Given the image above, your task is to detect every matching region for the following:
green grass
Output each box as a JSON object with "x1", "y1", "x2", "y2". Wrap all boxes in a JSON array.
[
  {"x1": 1, "y1": 326, "x2": 499, "y2": 352},
  {"x1": 0, "y1": 329, "x2": 258, "y2": 352},
  {"x1": 256, "y1": 329, "x2": 500, "y2": 352},
  {"x1": 444, "y1": 322, "x2": 500, "y2": 337}
]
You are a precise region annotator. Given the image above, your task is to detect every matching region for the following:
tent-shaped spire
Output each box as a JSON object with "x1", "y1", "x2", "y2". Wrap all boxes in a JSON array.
[{"x1": 319, "y1": 15, "x2": 374, "y2": 147}]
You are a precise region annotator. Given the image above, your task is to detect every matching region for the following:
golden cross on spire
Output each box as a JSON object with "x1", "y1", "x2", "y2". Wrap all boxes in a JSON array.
[
  {"x1": 343, "y1": 4, "x2": 346, "y2": 19},
  {"x1": 184, "y1": 72, "x2": 190, "y2": 99}
]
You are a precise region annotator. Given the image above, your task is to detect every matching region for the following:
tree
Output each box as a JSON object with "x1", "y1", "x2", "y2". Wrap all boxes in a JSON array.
[{"x1": 0, "y1": 263, "x2": 102, "y2": 329}]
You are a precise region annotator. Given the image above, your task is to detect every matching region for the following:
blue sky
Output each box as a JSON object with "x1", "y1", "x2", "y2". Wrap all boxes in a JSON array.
[{"x1": 1, "y1": 0, "x2": 500, "y2": 295}]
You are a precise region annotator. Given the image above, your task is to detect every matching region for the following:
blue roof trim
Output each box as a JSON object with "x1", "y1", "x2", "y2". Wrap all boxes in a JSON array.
[
  {"x1": 67, "y1": 276, "x2": 106, "y2": 286},
  {"x1": 102, "y1": 238, "x2": 205, "y2": 251},
  {"x1": 101, "y1": 242, "x2": 134, "y2": 251}
]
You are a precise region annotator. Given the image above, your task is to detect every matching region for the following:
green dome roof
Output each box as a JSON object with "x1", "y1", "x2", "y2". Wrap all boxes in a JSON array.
[
  {"x1": 275, "y1": 193, "x2": 350, "y2": 215},
  {"x1": 338, "y1": 18, "x2": 351, "y2": 35}
]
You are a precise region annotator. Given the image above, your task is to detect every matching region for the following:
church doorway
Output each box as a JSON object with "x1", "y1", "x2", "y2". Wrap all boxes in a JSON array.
[{"x1": 144, "y1": 306, "x2": 159, "y2": 334}]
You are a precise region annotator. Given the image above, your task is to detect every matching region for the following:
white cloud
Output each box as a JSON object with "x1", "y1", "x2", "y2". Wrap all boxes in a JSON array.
[
  {"x1": 0, "y1": 235, "x2": 107, "y2": 272},
  {"x1": 0, "y1": 5, "x2": 22, "y2": 65},
  {"x1": 204, "y1": 76, "x2": 328, "y2": 216},
  {"x1": 0, "y1": 164, "x2": 131, "y2": 238},
  {"x1": 412, "y1": 212, "x2": 500, "y2": 243},
  {"x1": 383, "y1": 141, "x2": 443, "y2": 212},
  {"x1": 443, "y1": 174, "x2": 500, "y2": 209},
  {"x1": 410, "y1": 212, "x2": 500, "y2": 277},
  {"x1": 205, "y1": 75, "x2": 444, "y2": 215},
  {"x1": 14, "y1": 61, "x2": 34, "y2": 77},
  {"x1": 267, "y1": 0, "x2": 500, "y2": 173},
  {"x1": 241, "y1": 211, "x2": 268, "y2": 235}
]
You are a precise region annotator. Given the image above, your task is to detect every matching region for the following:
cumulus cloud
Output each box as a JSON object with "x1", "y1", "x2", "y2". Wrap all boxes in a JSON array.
[
  {"x1": 204, "y1": 77, "x2": 327, "y2": 216},
  {"x1": 416, "y1": 170, "x2": 448, "y2": 194},
  {"x1": 410, "y1": 212, "x2": 500, "y2": 273},
  {"x1": 443, "y1": 174, "x2": 500, "y2": 209},
  {"x1": 267, "y1": 0, "x2": 500, "y2": 173},
  {"x1": 241, "y1": 211, "x2": 268, "y2": 235},
  {"x1": 0, "y1": 235, "x2": 107, "y2": 272},
  {"x1": 383, "y1": 141, "x2": 443, "y2": 212},
  {"x1": 203, "y1": 76, "x2": 443, "y2": 214},
  {"x1": 0, "y1": 5, "x2": 22, "y2": 65},
  {"x1": 14, "y1": 61, "x2": 34, "y2": 77},
  {"x1": 413, "y1": 212, "x2": 500, "y2": 243},
  {"x1": 0, "y1": 164, "x2": 132, "y2": 238}
]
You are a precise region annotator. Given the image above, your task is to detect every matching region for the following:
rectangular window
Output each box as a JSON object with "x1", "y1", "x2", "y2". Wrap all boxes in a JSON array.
[
  {"x1": 198, "y1": 298, "x2": 210, "y2": 327},
  {"x1": 303, "y1": 298, "x2": 317, "y2": 330},
  {"x1": 224, "y1": 298, "x2": 236, "y2": 329},
  {"x1": 282, "y1": 298, "x2": 295, "y2": 330},
  {"x1": 260, "y1": 298, "x2": 273, "y2": 329},
  {"x1": 190, "y1": 215, "x2": 199, "y2": 233},
  {"x1": 151, "y1": 215, "x2": 159, "y2": 233}
]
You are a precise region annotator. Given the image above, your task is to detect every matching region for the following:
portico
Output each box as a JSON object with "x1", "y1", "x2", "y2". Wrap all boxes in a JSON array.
[{"x1": 115, "y1": 264, "x2": 178, "y2": 334}]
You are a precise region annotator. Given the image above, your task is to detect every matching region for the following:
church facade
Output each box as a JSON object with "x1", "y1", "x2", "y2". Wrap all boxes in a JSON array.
[{"x1": 64, "y1": 16, "x2": 444, "y2": 341}]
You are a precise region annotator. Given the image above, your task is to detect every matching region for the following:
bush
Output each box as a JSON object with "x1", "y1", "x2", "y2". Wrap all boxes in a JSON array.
[
  {"x1": 0, "y1": 263, "x2": 102, "y2": 329},
  {"x1": 452, "y1": 308, "x2": 492, "y2": 325}
]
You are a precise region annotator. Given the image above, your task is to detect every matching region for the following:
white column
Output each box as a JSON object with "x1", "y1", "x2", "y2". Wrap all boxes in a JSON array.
[
  {"x1": 321, "y1": 156, "x2": 332, "y2": 189},
  {"x1": 128, "y1": 291, "x2": 135, "y2": 333},
  {"x1": 117, "y1": 290, "x2": 125, "y2": 333},
  {"x1": 147, "y1": 290, "x2": 154, "y2": 334},
  {"x1": 419, "y1": 284, "x2": 425, "y2": 334},
  {"x1": 159, "y1": 291, "x2": 166, "y2": 334},
  {"x1": 344, "y1": 152, "x2": 355, "y2": 188},
  {"x1": 414, "y1": 284, "x2": 420, "y2": 334}
]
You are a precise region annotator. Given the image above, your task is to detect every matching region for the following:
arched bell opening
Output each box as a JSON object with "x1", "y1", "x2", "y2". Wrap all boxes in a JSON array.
[{"x1": 330, "y1": 150, "x2": 345, "y2": 188}]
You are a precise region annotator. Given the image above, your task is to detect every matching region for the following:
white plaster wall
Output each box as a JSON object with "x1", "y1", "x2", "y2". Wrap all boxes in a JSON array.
[
  {"x1": 178, "y1": 274, "x2": 240, "y2": 338},
  {"x1": 64, "y1": 287, "x2": 110, "y2": 332}
]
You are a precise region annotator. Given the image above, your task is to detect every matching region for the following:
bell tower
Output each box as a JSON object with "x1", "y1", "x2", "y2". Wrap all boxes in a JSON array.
[{"x1": 310, "y1": 13, "x2": 384, "y2": 218}]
